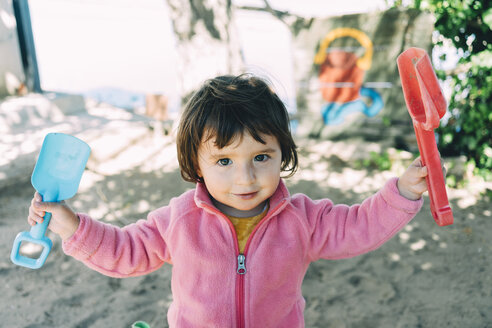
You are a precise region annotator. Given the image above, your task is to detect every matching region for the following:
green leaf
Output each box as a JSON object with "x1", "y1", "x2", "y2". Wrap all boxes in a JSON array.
[
  {"x1": 483, "y1": 7, "x2": 492, "y2": 29},
  {"x1": 471, "y1": 50, "x2": 492, "y2": 67}
]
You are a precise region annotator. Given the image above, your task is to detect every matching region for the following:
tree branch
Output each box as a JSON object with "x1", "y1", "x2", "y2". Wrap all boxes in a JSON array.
[{"x1": 235, "y1": 0, "x2": 313, "y2": 35}]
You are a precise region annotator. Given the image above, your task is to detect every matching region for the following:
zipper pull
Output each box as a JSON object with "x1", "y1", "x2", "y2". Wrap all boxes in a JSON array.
[{"x1": 237, "y1": 254, "x2": 246, "y2": 274}]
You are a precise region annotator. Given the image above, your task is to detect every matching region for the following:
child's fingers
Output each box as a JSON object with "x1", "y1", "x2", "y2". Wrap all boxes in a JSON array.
[
  {"x1": 28, "y1": 214, "x2": 43, "y2": 226},
  {"x1": 28, "y1": 216, "x2": 39, "y2": 226},
  {"x1": 35, "y1": 201, "x2": 60, "y2": 213},
  {"x1": 408, "y1": 157, "x2": 427, "y2": 177},
  {"x1": 28, "y1": 192, "x2": 55, "y2": 226},
  {"x1": 30, "y1": 192, "x2": 42, "y2": 205},
  {"x1": 413, "y1": 156, "x2": 447, "y2": 177},
  {"x1": 32, "y1": 200, "x2": 46, "y2": 217},
  {"x1": 418, "y1": 165, "x2": 428, "y2": 177},
  {"x1": 412, "y1": 156, "x2": 423, "y2": 167},
  {"x1": 30, "y1": 193, "x2": 43, "y2": 215},
  {"x1": 28, "y1": 205, "x2": 44, "y2": 225},
  {"x1": 408, "y1": 160, "x2": 427, "y2": 178},
  {"x1": 412, "y1": 179, "x2": 428, "y2": 194}
]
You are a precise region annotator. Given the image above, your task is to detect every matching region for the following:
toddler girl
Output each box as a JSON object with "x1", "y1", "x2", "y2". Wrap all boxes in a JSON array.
[{"x1": 28, "y1": 74, "x2": 430, "y2": 327}]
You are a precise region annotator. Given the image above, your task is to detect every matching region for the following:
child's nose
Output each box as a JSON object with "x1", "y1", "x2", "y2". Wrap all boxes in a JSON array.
[{"x1": 235, "y1": 163, "x2": 255, "y2": 185}]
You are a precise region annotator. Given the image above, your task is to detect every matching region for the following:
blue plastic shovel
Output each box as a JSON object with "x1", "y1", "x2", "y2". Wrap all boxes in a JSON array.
[{"x1": 11, "y1": 133, "x2": 91, "y2": 269}]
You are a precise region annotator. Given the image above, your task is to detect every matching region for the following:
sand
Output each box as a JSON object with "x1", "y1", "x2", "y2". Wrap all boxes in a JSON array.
[{"x1": 1, "y1": 109, "x2": 491, "y2": 327}]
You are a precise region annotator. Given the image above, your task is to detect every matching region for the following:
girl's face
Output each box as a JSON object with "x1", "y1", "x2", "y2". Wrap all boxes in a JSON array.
[{"x1": 197, "y1": 132, "x2": 282, "y2": 217}]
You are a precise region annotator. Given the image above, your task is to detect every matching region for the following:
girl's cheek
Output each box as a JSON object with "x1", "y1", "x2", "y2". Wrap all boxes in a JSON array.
[{"x1": 210, "y1": 167, "x2": 230, "y2": 180}]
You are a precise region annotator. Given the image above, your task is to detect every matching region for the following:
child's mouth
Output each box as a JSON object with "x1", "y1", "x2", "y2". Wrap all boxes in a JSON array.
[{"x1": 235, "y1": 192, "x2": 258, "y2": 200}]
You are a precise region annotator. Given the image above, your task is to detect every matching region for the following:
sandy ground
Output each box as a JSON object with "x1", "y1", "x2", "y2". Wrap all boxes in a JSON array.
[{"x1": 1, "y1": 121, "x2": 492, "y2": 327}]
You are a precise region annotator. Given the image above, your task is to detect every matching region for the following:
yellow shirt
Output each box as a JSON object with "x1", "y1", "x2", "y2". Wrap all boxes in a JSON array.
[{"x1": 227, "y1": 204, "x2": 269, "y2": 253}]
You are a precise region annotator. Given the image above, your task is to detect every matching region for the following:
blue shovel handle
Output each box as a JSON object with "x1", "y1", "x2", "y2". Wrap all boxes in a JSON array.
[{"x1": 11, "y1": 211, "x2": 54, "y2": 269}]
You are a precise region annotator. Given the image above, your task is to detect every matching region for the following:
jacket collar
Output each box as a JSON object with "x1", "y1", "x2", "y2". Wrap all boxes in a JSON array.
[{"x1": 194, "y1": 179, "x2": 291, "y2": 217}]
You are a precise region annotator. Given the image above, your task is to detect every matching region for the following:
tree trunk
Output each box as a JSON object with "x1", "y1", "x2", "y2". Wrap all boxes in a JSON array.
[{"x1": 165, "y1": 0, "x2": 244, "y2": 99}]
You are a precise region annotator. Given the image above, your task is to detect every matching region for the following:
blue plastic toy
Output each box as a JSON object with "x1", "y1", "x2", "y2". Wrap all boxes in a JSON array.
[
  {"x1": 11, "y1": 133, "x2": 91, "y2": 269},
  {"x1": 321, "y1": 87, "x2": 384, "y2": 125}
]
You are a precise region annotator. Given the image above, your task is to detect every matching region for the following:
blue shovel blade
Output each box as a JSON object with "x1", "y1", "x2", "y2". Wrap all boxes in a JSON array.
[
  {"x1": 31, "y1": 133, "x2": 91, "y2": 202},
  {"x1": 11, "y1": 133, "x2": 91, "y2": 269}
]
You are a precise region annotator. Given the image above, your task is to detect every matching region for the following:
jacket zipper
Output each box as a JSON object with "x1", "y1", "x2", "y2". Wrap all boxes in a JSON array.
[
  {"x1": 202, "y1": 199, "x2": 287, "y2": 328},
  {"x1": 235, "y1": 199, "x2": 287, "y2": 328},
  {"x1": 202, "y1": 204, "x2": 245, "y2": 327},
  {"x1": 236, "y1": 254, "x2": 246, "y2": 328}
]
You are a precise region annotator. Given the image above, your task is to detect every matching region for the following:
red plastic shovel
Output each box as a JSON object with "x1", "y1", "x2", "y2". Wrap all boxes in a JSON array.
[{"x1": 397, "y1": 47, "x2": 453, "y2": 226}]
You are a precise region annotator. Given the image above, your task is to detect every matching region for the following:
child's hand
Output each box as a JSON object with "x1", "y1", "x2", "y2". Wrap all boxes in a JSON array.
[
  {"x1": 397, "y1": 157, "x2": 430, "y2": 201},
  {"x1": 28, "y1": 192, "x2": 80, "y2": 241}
]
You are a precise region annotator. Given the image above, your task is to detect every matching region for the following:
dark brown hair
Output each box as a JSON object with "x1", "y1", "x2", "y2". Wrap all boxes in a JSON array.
[{"x1": 176, "y1": 74, "x2": 298, "y2": 183}]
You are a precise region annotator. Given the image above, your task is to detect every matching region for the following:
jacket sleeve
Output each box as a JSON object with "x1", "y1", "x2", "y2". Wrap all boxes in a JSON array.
[
  {"x1": 303, "y1": 177, "x2": 423, "y2": 262},
  {"x1": 62, "y1": 206, "x2": 173, "y2": 278}
]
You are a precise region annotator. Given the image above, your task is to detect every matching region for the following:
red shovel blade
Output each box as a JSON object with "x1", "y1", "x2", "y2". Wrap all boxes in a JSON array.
[{"x1": 397, "y1": 48, "x2": 453, "y2": 226}]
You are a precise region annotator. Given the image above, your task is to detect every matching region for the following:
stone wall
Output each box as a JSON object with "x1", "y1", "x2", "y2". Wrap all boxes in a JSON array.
[{"x1": 292, "y1": 8, "x2": 434, "y2": 148}]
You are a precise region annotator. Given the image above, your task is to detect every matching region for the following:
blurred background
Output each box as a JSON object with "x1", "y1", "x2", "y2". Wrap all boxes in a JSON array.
[
  {"x1": 1, "y1": 0, "x2": 490, "y2": 179},
  {"x1": 1, "y1": 0, "x2": 491, "y2": 327}
]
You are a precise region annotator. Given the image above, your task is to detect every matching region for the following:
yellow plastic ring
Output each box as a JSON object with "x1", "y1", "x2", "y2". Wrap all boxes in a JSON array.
[{"x1": 314, "y1": 27, "x2": 373, "y2": 71}]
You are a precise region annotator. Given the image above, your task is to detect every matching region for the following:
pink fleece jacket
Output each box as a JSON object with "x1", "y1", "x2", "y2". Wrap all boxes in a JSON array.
[{"x1": 63, "y1": 177, "x2": 422, "y2": 327}]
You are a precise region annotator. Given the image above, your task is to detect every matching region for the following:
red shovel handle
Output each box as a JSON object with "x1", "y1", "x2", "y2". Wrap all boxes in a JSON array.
[{"x1": 414, "y1": 125, "x2": 453, "y2": 226}]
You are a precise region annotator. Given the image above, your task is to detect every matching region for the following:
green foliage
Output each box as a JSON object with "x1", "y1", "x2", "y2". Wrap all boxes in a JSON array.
[
  {"x1": 354, "y1": 151, "x2": 392, "y2": 171},
  {"x1": 431, "y1": 0, "x2": 490, "y2": 53},
  {"x1": 438, "y1": 56, "x2": 491, "y2": 178},
  {"x1": 389, "y1": 0, "x2": 492, "y2": 180},
  {"x1": 446, "y1": 173, "x2": 457, "y2": 188}
]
